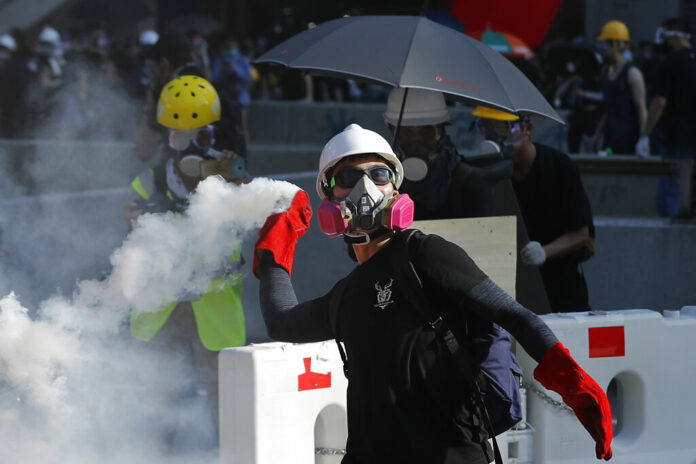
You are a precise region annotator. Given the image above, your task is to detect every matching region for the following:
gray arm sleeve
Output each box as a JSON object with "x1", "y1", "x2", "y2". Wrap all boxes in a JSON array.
[
  {"x1": 463, "y1": 278, "x2": 558, "y2": 362},
  {"x1": 257, "y1": 252, "x2": 334, "y2": 343}
]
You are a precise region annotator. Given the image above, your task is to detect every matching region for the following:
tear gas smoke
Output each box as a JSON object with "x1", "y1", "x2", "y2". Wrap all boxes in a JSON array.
[{"x1": 0, "y1": 176, "x2": 300, "y2": 463}]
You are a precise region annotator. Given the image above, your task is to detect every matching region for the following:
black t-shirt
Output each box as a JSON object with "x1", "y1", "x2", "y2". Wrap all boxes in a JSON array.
[
  {"x1": 258, "y1": 230, "x2": 559, "y2": 463},
  {"x1": 513, "y1": 143, "x2": 594, "y2": 311},
  {"x1": 654, "y1": 47, "x2": 696, "y2": 149}
]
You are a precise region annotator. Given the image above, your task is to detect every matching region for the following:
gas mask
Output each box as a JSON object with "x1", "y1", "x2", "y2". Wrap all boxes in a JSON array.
[
  {"x1": 317, "y1": 175, "x2": 414, "y2": 243},
  {"x1": 392, "y1": 124, "x2": 443, "y2": 182},
  {"x1": 475, "y1": 118, "x2": 528, "y2": 157}
]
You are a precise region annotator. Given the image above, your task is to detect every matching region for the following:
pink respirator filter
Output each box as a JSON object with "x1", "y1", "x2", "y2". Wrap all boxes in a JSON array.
[
  {"x1": 318, "y1": 199, "x2": 348, "y2": 237},
  {"x1": 385, "y1": 194, "x2": 414, "y2": 231}
]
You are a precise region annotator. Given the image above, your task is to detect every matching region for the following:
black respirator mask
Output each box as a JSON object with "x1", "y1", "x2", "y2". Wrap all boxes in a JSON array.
[{"x1": 391, "y1": 124, "x2": 443, "y2": 181}]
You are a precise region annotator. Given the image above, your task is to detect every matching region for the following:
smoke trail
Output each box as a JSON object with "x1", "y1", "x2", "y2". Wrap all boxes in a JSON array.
[{"x1": 0, "y1": 176, "x2": 300, "y2": 463}]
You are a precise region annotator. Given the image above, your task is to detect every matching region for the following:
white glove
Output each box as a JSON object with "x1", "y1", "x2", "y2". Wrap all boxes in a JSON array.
[
  {"x1": 520, "y1": 241, "x2": 546, "y2": 266},
  {"x1": 635, "y1": 135, "x2": 650, "y2": 158}
]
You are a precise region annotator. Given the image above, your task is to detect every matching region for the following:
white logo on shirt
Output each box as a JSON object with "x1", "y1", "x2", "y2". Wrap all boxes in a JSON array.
[{"x1": 374, "y1": 279, "x2": 394, "y2": 310}]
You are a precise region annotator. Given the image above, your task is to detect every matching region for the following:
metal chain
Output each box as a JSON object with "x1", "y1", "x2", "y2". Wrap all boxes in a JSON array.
[
  {"x1": 522, "y1": 381, "x2": 574, "y2": 414},
  {"x1": 316, "y1": 447, "x2": 347, "y2": 456}
]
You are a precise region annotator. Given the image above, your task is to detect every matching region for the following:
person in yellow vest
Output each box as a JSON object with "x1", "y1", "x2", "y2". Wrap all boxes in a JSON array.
[{"x1": 123, "y1": 75, "x2": 247, "y2": 447}]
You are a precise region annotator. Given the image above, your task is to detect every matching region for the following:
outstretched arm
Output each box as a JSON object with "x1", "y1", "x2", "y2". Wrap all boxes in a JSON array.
[{"x1": 413, "y1": 234, "x2": 613, "y2": 460}]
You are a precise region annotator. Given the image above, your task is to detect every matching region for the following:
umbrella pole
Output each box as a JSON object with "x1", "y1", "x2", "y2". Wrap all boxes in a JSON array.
[{"x1": 391, "y1": 87, "x2": 410, "y2": 152}]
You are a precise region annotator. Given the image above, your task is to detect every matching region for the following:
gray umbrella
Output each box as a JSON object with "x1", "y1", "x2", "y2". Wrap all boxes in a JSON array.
[{"x1": 256, "y1": 15, "x2": 563, "y2": 124}]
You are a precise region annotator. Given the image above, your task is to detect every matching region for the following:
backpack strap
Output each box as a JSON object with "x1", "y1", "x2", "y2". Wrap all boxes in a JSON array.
[
  {"x1": 329, "y1": 276, "x2": 350, "y2": 378},
  {"x1": 393, "y1": 230, "x2": 504, "y2": 464}
]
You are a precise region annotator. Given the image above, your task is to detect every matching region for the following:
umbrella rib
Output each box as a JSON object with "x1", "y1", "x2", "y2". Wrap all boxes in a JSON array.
[
  {"x1": 466, "y1": 43, "x2": 516, "y2": 112},
  {"x1": 396, "y1": 19, "x2": 428, "y2": 88}
]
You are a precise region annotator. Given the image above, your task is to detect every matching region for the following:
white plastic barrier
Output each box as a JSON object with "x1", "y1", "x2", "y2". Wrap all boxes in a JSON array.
[
  {"x1": 515, "y1": 308, "x2": 696, "y2": 464},
  {"x1": 219, "y1": 341, "x2": 348, "y2": 464}
]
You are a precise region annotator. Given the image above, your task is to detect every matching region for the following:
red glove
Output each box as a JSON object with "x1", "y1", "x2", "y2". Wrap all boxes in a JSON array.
[
  {"x1": 534, "y1": 342, "x2": 613, "y2": 460},
  {"x1": 253, "y1": 190, "x2": 313, "y2": 278}
]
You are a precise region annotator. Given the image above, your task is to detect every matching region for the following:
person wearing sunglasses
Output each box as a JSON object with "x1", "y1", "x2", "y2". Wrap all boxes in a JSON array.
[
  {"x1": 475, "y1": 106, "x2": 596, "y2": 313},
  {"x1": 251, "y1": 123, "x2": 613, "y2": 463},
  {"x1": 123, "y1": 75, "x2": 246, "y2": 451},
  {"x1": 383, "y1": 88, "x2": 494, "y2": 220}
]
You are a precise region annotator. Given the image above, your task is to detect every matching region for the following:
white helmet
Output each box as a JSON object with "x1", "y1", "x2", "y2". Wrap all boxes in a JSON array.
[
  {"x1": 383, "y1": 88, "x2": 450, "y2": 126},
  {"x1": 316, "y1": 124, "x2": 403, "y2": 200},
  {"x1": 139, "y1": 29, "x2": 159, "y2": 46},
  {"x1": 0, "y1": 34, "x2": 17, "y2": 52},
  {"x1": 38, "y1": 26, "x2": 61, "y2": 45}
]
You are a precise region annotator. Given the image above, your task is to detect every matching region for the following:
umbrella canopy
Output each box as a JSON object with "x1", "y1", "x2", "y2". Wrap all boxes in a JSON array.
[
  {"x1": 468, "y1": 30, "x2": 534, "y2": 59},
  {"x1": 256, "y1": 15, "x2": 562, "y2": 123}
]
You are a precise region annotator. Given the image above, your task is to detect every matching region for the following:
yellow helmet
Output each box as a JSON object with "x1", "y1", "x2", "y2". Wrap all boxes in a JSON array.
[
  {"x1": 157, "y1": 75, "x2": 221, "y2": 130},
  {"x1": 597, "y1": 20, "x2": 630, "y2": 42},
  {"x1": 471, "y1": 106, "x2": 519, "y2": 121}
]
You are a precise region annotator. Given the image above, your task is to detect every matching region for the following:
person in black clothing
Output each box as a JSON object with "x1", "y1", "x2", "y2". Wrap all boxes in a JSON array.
[
  {"x1": 636, "y1": 18, "x2": 696, "y2": 217},
  {"x1": 475, "y1": 108, "x2": 595, "y2": 312},
  {"x1": 383, "y1": 88, "x2": 494, "y2": 220},
  {"x1": 590, "y1": 20, "x2": 647, "y2": 155},
  {"x1": 252, "y1": 124, "x2": 613, "y2": 463}
]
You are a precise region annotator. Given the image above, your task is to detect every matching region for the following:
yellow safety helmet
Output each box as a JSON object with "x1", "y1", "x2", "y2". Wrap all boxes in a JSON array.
[
  {"x1": 597, "y1": 20, "x2": 630, "y2": 42},
  {"x1": 157, "y1": 75, "x2": 221, "y2": 130},
  {"x1": 471, "y1": 106, "x2": 519, "y2": 121}
]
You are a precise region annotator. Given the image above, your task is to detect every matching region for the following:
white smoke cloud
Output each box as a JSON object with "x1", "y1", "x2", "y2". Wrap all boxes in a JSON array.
[{"x1": 0, "y1": 176, "x2": 300, "y2": 463}]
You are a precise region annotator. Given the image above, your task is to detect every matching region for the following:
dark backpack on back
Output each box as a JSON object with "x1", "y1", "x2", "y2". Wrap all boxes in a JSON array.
[{"x1": 331, "y1": 230, "x2": 523, "y2": 464}]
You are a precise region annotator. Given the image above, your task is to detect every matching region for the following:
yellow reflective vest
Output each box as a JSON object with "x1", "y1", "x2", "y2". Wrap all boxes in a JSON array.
[{"x1": 129, "y1": 168, "x2": 245, "y2": 350}]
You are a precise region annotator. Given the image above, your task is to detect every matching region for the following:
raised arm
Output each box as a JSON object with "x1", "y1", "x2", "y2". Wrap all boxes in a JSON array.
[{"x1": 253, "y1": 190, "x2": 334, "y2": 343}]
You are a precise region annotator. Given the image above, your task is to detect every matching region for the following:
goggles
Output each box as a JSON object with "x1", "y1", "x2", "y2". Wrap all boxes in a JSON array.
[
  {"x1": 168, "y1": 125, "x2": 215, "y2": 152},
  {"x1": 654, "y1": 27, "x2": 691, "y2": 45},
  {"x1": 331, "y1": 166, "x2": 394, "y2": 189},
  {"x1": 178, "y1": 155, "x2": 246, "y2": 180},
  {"x1": 475, "y1": 118, "x2": 522, "y2": 141}
]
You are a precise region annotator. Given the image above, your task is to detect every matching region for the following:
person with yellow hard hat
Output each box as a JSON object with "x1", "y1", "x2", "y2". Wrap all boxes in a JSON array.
[
  {"x1": 123, "y1": 75, "x2": 247, "y2": 450},
  {"x1": 473, "y1": 105, "x2": 596, "y2": 313},
  {"x1": 589, "y1": 20, "x2": 648, "y2": 155},
  {"x1": 135, "y1": 32, "x2": 247, "y2": 164}
]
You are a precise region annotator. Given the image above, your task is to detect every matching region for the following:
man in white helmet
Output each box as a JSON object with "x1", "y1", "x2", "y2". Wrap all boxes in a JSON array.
[
  {"x1": 383, "y1": 88, "x2": 493, "y2": 219},
  {"x1": 251, "y1": 124, "x2": 613, "y2": 463}
]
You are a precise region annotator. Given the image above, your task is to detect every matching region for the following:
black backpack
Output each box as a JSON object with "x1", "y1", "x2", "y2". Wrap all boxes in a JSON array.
[{"x1": 331, "y1": 230, "x2": 523, "y2": 464}]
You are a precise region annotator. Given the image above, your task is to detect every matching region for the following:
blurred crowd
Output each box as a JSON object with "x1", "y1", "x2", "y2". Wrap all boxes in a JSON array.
[{"x1": 0, "y1": 16, "x2": 691, "y2": 159}]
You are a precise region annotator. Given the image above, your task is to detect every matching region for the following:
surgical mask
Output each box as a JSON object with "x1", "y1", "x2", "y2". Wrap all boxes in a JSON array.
[
  {"x1": 317, "y1": 176, "x2": 414, "y2": 242},
  {"x1": 168, "y1": 126, "x2": 215, "y2": 152}
]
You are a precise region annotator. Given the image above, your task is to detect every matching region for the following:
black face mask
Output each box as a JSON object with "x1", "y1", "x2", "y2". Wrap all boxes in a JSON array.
[{"x1": 396, "y1": 139, "x2": 440, "y2": 162}]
